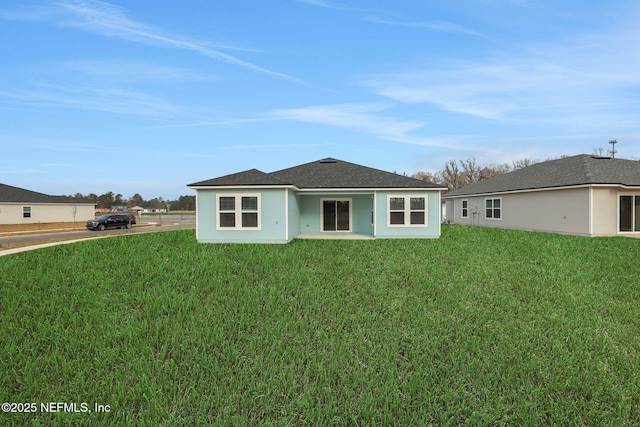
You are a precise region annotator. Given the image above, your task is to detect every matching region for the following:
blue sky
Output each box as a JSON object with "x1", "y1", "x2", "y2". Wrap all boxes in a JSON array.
[{"x1": 2, "y1": 0, "x2": 639, "y2": 200}]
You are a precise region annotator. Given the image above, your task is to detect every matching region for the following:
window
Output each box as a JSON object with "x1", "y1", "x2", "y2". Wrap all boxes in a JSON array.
[
  {"x1": 485, "y1": 198, "x2": 501, "y2": 219},
  {"x1": 388, "y1": 195, "x2": 427, "y2": 227},
  {"x1": 461, "y1": 200, "x2": 469, "y2": 218},
  {"x1": 619, "y1": 195, "x2": 640, "y2": 232},
  {"x1": 322, "y1": 199, "x2": 351, "y2": 231},
  {"x1": 216, "y1": 194, "x2": 260, "y2": 230},
  {"x1": 23, "y1": 206, "x2": 31, "y2": 218}
]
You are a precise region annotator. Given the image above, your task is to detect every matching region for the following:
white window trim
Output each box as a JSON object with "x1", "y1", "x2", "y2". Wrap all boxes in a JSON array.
[
  {"x1": 320, "y1": 198, "x2": 352, "y2": 232},
  {"x1": 484, "y1": 197, "x2": 502, "y2": 220},
  {"x1": 387, "y1": 195, "x2": 428, "y2": 228},
  {"x1": 216, "y1": 193, "x2": 261, "y2": 231},
  {"x1": 461, "y1": 199, "x2": 469, "y2": 219},
  {"x1": 22, "y1": 205, "x2": 32, "y2": 219},
  {"x1": 618, "y1": 193, "x2": 640, "y2": 233}
]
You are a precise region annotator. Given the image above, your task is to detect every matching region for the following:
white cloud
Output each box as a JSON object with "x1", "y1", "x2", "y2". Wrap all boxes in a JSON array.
[
  {"x1": 297, "y1": 0, "x2": 336, "y2": 8},
  {"x1": 3, "y1": 0, "x2": 303, "y2": 83},
  {"x1": 364, "y1": 16, "x2": 486, "y2": 38},
  {"x1": 3, "y1": 83, "x2": 183, "y2": 117},
  {"x1": 56, "y1": 59, "x2": 210, "y2": 83},
  {"x1": 268, "y1": 103, "x2": 459, "y2": 148},
  {"x1": 363, "y1": 18, "x2": 640, "y2": 129}
]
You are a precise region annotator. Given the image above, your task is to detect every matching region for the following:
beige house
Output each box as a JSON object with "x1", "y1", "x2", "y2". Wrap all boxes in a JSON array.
[
  {"x1": 443, "y1": 154, "x2": 640, "y2": 237},
  {"x1": 0, "y1": 183, "x2": 96, "y2": 225}
]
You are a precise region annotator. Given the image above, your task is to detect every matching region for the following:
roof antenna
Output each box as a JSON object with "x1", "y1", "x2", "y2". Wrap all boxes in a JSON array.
[{"x1": 608, "y1": 139, "x2": 617, "y2": 159}]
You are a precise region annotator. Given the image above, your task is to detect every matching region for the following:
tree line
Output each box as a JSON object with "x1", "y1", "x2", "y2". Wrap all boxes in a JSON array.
[
  {"x1": 71, "y1": 192, "x2": 195, "y2": 211},
  {"x1": 411, "y1": 158, "x2": 537, "y2": 192},
  {"x1": 77, "y1": 158, "x2": 536, "y2": 207}
]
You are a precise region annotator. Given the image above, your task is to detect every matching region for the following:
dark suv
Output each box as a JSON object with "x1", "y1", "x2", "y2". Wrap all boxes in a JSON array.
[{"x1": 86, "y1": 214, "x2": 133, "y2": 231}]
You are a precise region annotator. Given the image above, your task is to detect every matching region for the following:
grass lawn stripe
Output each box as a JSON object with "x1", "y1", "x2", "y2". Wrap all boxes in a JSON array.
[{"x1": 1, "y1": 226, "x2": 639, "y2": 425}]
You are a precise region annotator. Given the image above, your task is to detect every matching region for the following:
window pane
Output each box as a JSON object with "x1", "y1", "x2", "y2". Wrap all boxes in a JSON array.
[
  {"x1": 486, "y1": 199, "x2": 492, "y2": 209},
  {"x1": 494, "y1": 199, "x2": 501, "y2": 208},
  {"x1": 219, "y1": 197, "x2": 235, "y2": 211},
  {"x1": 620, "y1": 196, "x2": 632, "y2": 232},
  {"x1": 219, "y1": 212, "x2": 235, "y2": 227},
  {"x1": 390, "y1": 197, "x2": 405, "y2": 210},
  {"x1": 410, "y1": 197, "x2": 425, "y2": 210},
  {"x1": 23, "y1": 206, "x2": 31, "y2": 218},
  {"x1": 323, "y1": 200, "x2": 336, "y2": 231},
  {"x1": 337, "y1": 201, "x2": 350, "y2": 230},
  {"x1": 635, "y1": 196, "x2": 640, "y2": 232},
  {"x1": 494, "y1": 209, "x2": 501, "y2": 219},
  {"x1": 390, "y1": 211, "x2": 405, "y2": 224},
  {"x1": 462, "y1": 200, "x2": 468, "y2": 209},
  {"x1": 486, "y1": 209, "x2": 493, "y2": 219},
  {"x1": 242, "y1": 212, "x2": 258, "y2": 227},
  {"x1": 242, "y1": 196, "x2": 257, "y2": 211},
  {"x1": 410, "y1": 212, "x2": 425, "y2": 224}
]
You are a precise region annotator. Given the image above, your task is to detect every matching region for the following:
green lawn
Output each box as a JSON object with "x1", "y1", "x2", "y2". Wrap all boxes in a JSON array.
[{"x1": 1, "y1": 226, "x2": 639, "y2": 425}]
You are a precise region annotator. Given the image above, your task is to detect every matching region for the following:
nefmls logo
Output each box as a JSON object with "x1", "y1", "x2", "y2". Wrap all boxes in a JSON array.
[{"x1": 40, "y1": 402, "x2": 90, "y2": 413}]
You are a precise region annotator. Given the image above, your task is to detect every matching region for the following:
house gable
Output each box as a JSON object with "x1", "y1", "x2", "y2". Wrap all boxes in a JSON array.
[
  {"x1": 189, "y1": 158, "x2": 446, "y2": 190},
  {"x1": 269, "y1": 158, "x2": 445, "y2": 189},
  {"x1": 0, "y1": 183, "x2": 96, "y2": 225},
  {"x1": 442, "y1": 154, "x2": 640, "y2": 237},
  {"x1": 0, "y1": 183, "x2": 94, "y2": 205},
  {"x1": 188, "y1": 158, "x2": 445, "y2": 243},
  {"x1": 443, "y1": 154, "x2": 640, "y2": 198}
]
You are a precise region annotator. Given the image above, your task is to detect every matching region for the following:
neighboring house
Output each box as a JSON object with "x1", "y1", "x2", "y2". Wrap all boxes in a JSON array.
[
  {"x1": 188, "y1": 158, "x2": 446, "y2": 243},
  {"x1": 0, "y1": 183, "x2": 96, "y2": 225},
  {"x1": 443, "y1": 154, "x2": 640, "y2": 237}
]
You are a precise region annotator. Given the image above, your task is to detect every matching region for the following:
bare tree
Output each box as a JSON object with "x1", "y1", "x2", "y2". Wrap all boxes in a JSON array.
[
  {"x1": 440, "y1": 160, "x2": 466, "y2": 191},
  {"x1": 412, "y1": 157, "x2": 538, "y2": 192},
  {"x1": 412, "y1": 171, "x2": 441, "y2": 183}
]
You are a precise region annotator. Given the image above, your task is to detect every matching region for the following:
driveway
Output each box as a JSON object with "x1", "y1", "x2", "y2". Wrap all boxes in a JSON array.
[{"x1": 0, "y1": 216, "x2": 195, "y2": 256}]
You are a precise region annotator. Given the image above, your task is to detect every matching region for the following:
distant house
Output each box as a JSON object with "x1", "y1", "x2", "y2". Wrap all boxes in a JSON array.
[
  {"x1": 188, "y1": 158, "x2": 446, "y2": 243},
  {"x1": 0, "y1": 183, "x2": 96, "y2": 225},
  {"x1": 443, "y1": 154, "x2": 640, "y2": 237}
]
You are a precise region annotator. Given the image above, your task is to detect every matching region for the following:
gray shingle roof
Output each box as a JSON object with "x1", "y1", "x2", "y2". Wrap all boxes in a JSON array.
[
  {"x1": 189, "y1": 169, "x2": 290, "y2": 187},
  {"x1": 443, "y1": 154, "x2": 640, "y2": 198},
  {"x1": 189, "y1": 158, "x2": 446, "y2": 189},
  {"x1": 0, "y1": 183, "x2": 95, "y2": 204}
]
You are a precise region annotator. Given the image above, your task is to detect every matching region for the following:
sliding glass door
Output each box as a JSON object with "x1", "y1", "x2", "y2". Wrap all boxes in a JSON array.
[
  {"x1": 322, "y1": 199, "x2": 351, "y2": 231},
  {"x1": 619, "y1": 195, "x2": 640, "y2": 232}
]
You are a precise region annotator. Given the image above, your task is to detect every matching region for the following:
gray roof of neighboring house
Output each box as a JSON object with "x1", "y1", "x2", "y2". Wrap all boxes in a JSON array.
[
  {"x1": 443, "y1": 154, "x2": 640, "y2": 198},
  {"x1": 0, "y1": 183, "x2": 95, "y2": 204},
  {"x1": 189, "y1": 158, "x2": 446, "y2": 189}
]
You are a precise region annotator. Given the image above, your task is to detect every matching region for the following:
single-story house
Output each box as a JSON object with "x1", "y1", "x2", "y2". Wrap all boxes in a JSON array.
[
  {"x1": 0, "y1": 183, "x2": 96, "y2": 225},
  {"x1": 443, "y1": 154, "x2": 640, "y2": 237},
  {"x1": 188, "y1": 158, "x2": 446, "y2": 243}
]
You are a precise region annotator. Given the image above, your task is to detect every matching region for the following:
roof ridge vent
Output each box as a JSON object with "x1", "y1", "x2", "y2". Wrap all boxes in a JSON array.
[{"x1": 319, "y1": 158, "x2": 337, "y2": 163}]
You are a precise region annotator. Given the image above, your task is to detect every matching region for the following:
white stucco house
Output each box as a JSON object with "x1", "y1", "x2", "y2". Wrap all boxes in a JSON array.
[
  {"x1": 0, "y1": 183, "x2": 96, "y2": 225},
  {"x1": 443, "y1": 154, "x2": 640, "y2": 237}
]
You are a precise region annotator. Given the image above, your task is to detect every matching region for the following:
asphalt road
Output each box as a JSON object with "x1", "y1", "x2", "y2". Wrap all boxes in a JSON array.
[{"x1": 0, "y1": 216, "x2": 196, "y2": 248}]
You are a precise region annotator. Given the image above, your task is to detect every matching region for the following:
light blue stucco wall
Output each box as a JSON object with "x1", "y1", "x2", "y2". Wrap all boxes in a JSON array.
[
  {"x1": 195, "y1": 188, "x2": 441, "y2": 243},
  {"x1": 196, "y1": 188, "x2": 288, "y2": 243},
  {"x1": 374, "y1": 190, "x2": 441, "y2": 238},
  {"x1": 297, "y1": 193, "x2": 374, "y2": 235},
  {"x1": 287, "y1": 190, "x2": 301, "y2": 242}
]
